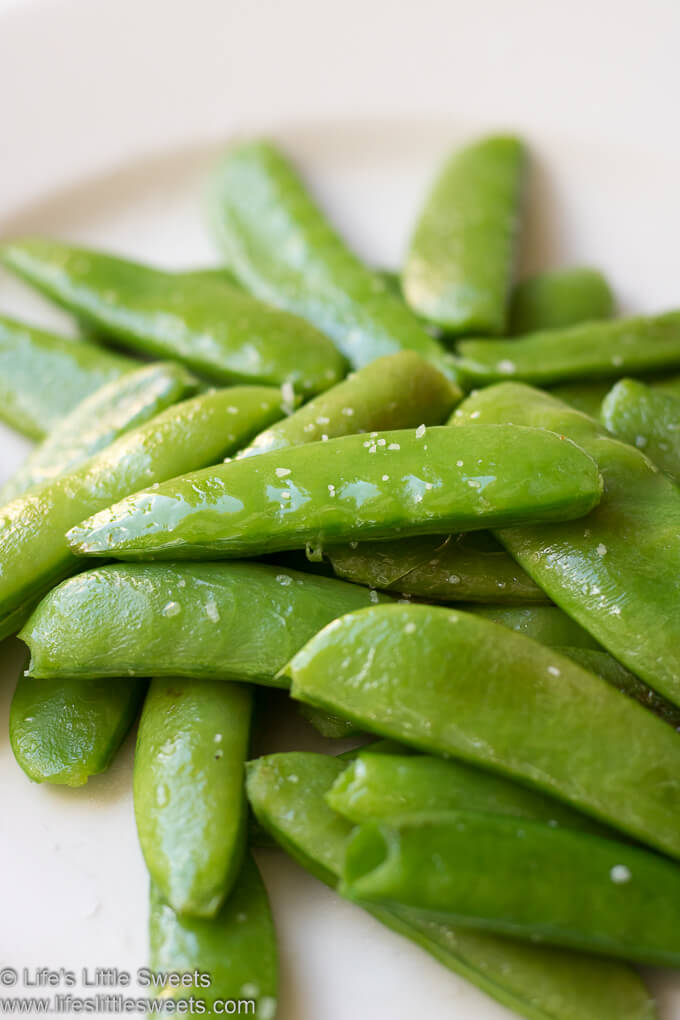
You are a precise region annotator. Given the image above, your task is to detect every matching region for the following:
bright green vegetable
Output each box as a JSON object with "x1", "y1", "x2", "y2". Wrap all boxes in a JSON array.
[
  {"x1": 402, "y1": 135, "x2": 526, "y2": 335},
  {"x1": 286, "y1": 603, "x2": 680, "y2": 858},
  {"x1": 466, "y1": 604, "x2": 599, "y2": 648},
  {"x1": 548, "y1": 380, "x2": 616, "y2": 418},
  {"x1": 509, "y1": 268, "x2": 613, "y2": 335},
  {"x1": 246, "y1": 752, "x2": 656, "y2": 1020},
  {"x1": 1, "y1": 239, "x2": 346, "y2": 397},
  {"x1": 601, "y1": 378, "x2": 680, "y2": 482}
]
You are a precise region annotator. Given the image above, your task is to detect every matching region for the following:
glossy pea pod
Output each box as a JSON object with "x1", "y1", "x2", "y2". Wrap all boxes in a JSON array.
[
  {"x1": 1, "y1": 239, "x2": 346, "y2": 397},
  {"x1": 208, "y1": 140, "x2": 454, "y2": 377},
  {"x1": 508, "y1": 267, "x2": 613, "y2": 335},
  {"x1": 402, "y1": 135, "x2": 527, "y2": 335},
  {"x1": 601, "y1": 378, "x2": 680, "y2": 482},
  {"x1": 549, "y1": 374, "x2": 680, "y2": 419},
  {"x1": 285, "y1": 603, "x2": 680, "y2": 859},
  {"x1": 246, "y1": 753, "x2": 656, "y2": 1020}
]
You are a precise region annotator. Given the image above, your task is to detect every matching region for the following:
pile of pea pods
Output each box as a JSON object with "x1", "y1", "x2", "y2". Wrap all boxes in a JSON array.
[{"x1": 4, "y1": 132, "x2": 680, "y2": 1019}]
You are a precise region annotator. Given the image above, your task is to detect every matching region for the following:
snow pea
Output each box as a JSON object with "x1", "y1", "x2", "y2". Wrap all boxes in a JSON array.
[
  {"x1": 508, "y1": 267, "x2": 613, "y2": 335},
  {"x1": 66, "y1": 425, "x2": 603, "y2": 561},
  {"x1": 601, "y1": 378, "x2": 680, "y2": 482},
  {"x1": 342, "y1": 812, "x2": 680, "y2": 967},
  {"x1": 0, "y1": 386, "x2": 284, "y2": 640},
  {"x1": 239, "y1": 351, "x2": 460, "y2": 457},
  {"x1": 453, "y1": 382, "x2": 680, "y2": 703},
  {"x1": 0, "y1": 362, "x2": 197, "y2": 502},
  {"x1": 246, "y1": 752, "x2": 656, "y2": 1020},
  {"x1": 402, "y1": 136, "x2": 526, "y2": 335},
  {"x1": 208, "y1": 140, "x2": 454, "y2": 376},
  {"x1": 20, "y1": 562, "x2": 385, "y2": 685},
  {"x1": 285, "y1": 603, "x2": 680, "y2": 858},
  {"x1": 466, "y1": 604, "x2": 599, "y2": 648},
  {"x1": 149, "y1": 853, "x2": 277, "y2": 1019},
  {"x1": 135, "y1": 678, "x2": 251, "y2": 918},
  {"x1": 454, "y1": 311, "x2": 680, "y2": 387},
  {"x1": 1, "y1": 239, "x2": 345, "y2": 397},
  {"x1": 548, "y1": 379, "x2": 616, "y2": 418},
  {"x1": 0, "y1": 314, "x2": 134, "y2": 439}
]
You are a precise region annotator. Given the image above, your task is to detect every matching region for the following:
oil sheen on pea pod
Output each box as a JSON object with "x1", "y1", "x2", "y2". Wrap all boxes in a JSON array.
[
  {"x1": 0, "y1": 314, "x2": 135, "y2": 439},
  {"x1": 246, "y1": 753, "x2": 656, "y2": 1020},
  {"x1": 1, "y1": 239, "x2": 345, "y2": 397},
  {"x1": 454, "y1": 311, "x2": 680, "y2": 388},
  {"x1": 20, "y1": 562, "x2": 387, "y2": 685},
  {"x1": 508, "y1": 267, "x2": 613, "y2": 335},
  {"x1": 66, "y1": 425, "x2": 603, "y2": 561},
  {"x1": 1, "y1": 362, "x2": 197, "y2": 502},
  {"x1": 208, "y1": 140, "x2": 454, "y2": 377},
  {"x1": 0, "y1": 386, "x2": 284, "y2": 641},
  {"x1": 402, "y1": 136, "x2": 526, "y2": 335},
  {"x1": 285, "y1": 603, "x2": 680, "y2": 859},
  {"x1": 342, "y1": 812, "x2": 680, "y2": 967},
  {"x1": 149, "y1": 854, "x2": 277, "y2": 1019},
  {"x1": 134, "y1": 678, "x2": 252, "y2": 918},
  {"x1": 601, "y1": 378, "x2": 680, "y2": 482},
  {"x1": 452, "y1": 382, "x2": 680, "y2": 704},
  {"x1": 238, "y1": 351, "x2": 460, "y2": 457}
]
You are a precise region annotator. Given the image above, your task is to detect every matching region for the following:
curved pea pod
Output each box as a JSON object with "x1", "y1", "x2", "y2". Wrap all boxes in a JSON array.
[
  {"x1": 149, "y1": 853, "x2": 277, "y2": 1019},
  {"x1": 453, "y1": 382, "x2": 680, "y2": 703},
  {"x1": 208, "y1": 140, "x2": 453, "y2": 376},
  {"x1": 402, "y1": 135, "x2": 526, "y2": 335},
  {"x1": 66, "y1": 425, "x2": 603, "y2": 561},
  {"x1": 239, "y1": 351, "x2": 460, "y2": 457},
  {"x1": 342, "y1": 812, "x2": 680, "y2": 967},
  {"x1": 135, "y1": 678, "x2": 252, "y2": 917},
  {"x1": 246, "y1": 752, "x2": 656, "y2": 1020},
  {"x1": 285, "y1": 603, "x2": 680, "y2": 859},
  {"x1": 508, "y1": 268, "x2": 613, "y2": 335},
  {"x1": 454, "y1": 311, "x2": 680, "y2": 387},
  {"x1": 0, "y1": 386, "x2": 284, "y2": 639},
  {"x1": 322, "y1": 532, "x2": 548, "y2": 604},
  {"x1": 467, "y1": 604, "x2": 599, "y2": 648},
  {"x1": 297, "y1": 703, "x2": 362, "y2": 739},
  {"x1": 20, "y1": 562, "x2": 385, "y2": 684},
  {"x1": 1, "y1": 239, "x2": 345, "y2": 397},
  {"x1": 0, "y1": 314, "x2": 135, "y2": 439},
  {"x1": 548, "y1": 379, "x2": 616, "y2": 418},
  {"x1": 1, "y1": 362, "x2": 197, "y2": 502},
  {"x1": 601, "y1": 378, "x2": 680, "y2": 481}
]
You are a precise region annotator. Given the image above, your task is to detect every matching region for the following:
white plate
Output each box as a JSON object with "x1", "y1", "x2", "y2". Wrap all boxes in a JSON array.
[{"x1": 3, "y1": 2, "x2": 680, "y2": 1018}]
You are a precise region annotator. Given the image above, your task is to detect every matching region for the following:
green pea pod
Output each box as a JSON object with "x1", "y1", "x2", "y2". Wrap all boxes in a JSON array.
[
  {"x1": 452, "y1": 382, "x2": 680, "y2": 704},
  {"x1": 1, "y1": 239, "x2": 345, "y2": 397},
  {"x1": 342, "y1": 812, "x2": 680, "y2": 967},
  {"x1": 285, "y1": 603, "x2": 680, "y2": 858},
  {"x1": 0, "y1": 314, "x2": 135, "y2": 439},
  {"x1": 297, "y1": 703, "x2": 362, "y2": 739},
  {"x1": 208, "y1": 140, "x2": 453, "y2": 376},
  {"x1": 246, "y1": 753, "x2": 656, "y2": 1020},
  {"x1": 149, "y1": 854, "x2": 277, "y2": 1019},
  {"x1": 1, "y1": 362, "x2": 197, "y2": 502},
  {"x1": 239, "y1": 351, "x2": 460, "y2": 457},
  {"x1": 548, "y1": 380, "x2": 617, "y2": 418},
  {"x1": 402, "y1": 135, "x2": 526, "y2": 335},
  {"x1": 601, "y1": 378, "x2": 680, "y2": 481},
  {"x1": 20, "y1": 562, "x2": 386, "y2": 685},
  {"x1": 454, "y1": 311, "x2": 680, "y2": 387},
  {"x1": 135, "y1": 678, "x2": 252, "y2": 917},
  {"x1": 66, "y1": 425, "x2": 603, "y2": 561},
  {"x1": 465, "y1": 604, "x2": 599, "y2": 648},
  {"x1": 509, "y1": 268, "x2": 613, "y2": 335},
  {"x1": 0, "y1": 386, "x2": 284, "y2": 639}
]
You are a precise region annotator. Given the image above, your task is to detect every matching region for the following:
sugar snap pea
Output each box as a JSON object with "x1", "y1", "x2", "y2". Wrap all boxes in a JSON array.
[
  {"x1": 547, "y1": 379, "x2": 617, "y2": 418},
  {"x1": 402, "y1": 136, "x2": 526, "y2": 334},
  {"x1": 285, "y1": 603, "x2": 680, "y2": 858},
  {"x1": 1, "y1": 239, "x2": 346, "y2": 396},
  {"x1": 66, "y1": 425, "x2": 603, "y2": 561},
  {"x1": 20, "y1": 562, "x2": 385, "y2": 684},
  {"x1": 508, "y1": 268, "x2": 613, "y2": 335},
  {"x1": 246, "y1": 752, "x2": 656, "y2": 1020},
  {"x1": 466, "y1": 604, "x2": 599, "y2": 648},
  {"x1": 208, "y1": 141, "x2": 454, "y2": 375},
  {"x1": 0, "y1": 314, "x2": 135, "y2": 439},
  {"x1": 149, "y1": 854, "x2": 277, "y2": 1019},
  {"x1": 601, "y1": 378, "x2": 680, "y2": 482}
]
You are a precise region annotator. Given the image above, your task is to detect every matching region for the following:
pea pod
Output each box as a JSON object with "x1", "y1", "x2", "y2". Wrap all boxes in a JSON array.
[
  {"x1": 452, "y1": 382, "x2": 680, "y2": 704},
  {"x1": 20, "y1": 562, "x2": 386, "y2": 684},
  {"x1": 1, "y1": 239, "x2": 346, "y2": 397},
  {"x1": 208, "y1": 140, "x2": 453, "y2": 375},
  {"x1": 601, "y1": 378, "x2": 680, "y2": 482},
  {"x1": 0, "y1": 386, "x2": 284, "y2": 639},
  {"x1": 0, "y1": 314, "x2": 134, "y2": 439},
  {"x1": 246, "y1": 752, "x2": 656, "y2": 1020},
  {"x1": 402, "y1": 136, "x2": 526, "y2": 334},
  {"x1": 66, "y1": 425, "x2": 603, "y2": 561},
  {"x1": 1, "y1": 362, "x2": 197, "y2": 502},
  {"x1": 548, "y1": 379, "x2": 617, "y2": 418},
  {"x1": 466, "y1": 604, "x2": 599, "y2": 648},
  {"x1": 285, "y1": 603, "x2": 680, "y2": 858},
  {"x1": 149, "y1": 854, "x2": 277, "y2": 1019},
  {"x1": 509, "y1": 267, "x2": 613, "y2": 335}
]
